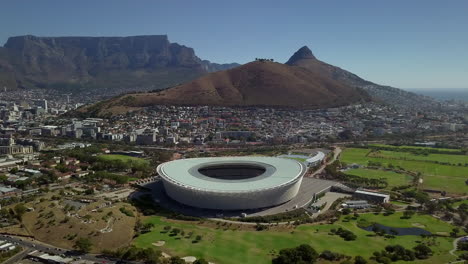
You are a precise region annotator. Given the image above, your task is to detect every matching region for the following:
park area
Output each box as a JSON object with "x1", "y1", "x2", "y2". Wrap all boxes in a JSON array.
[
  {"x1": 133, "y1": 212, "x2": 461, "y2": 264},
  {"x1": 98, "y1": 154, "x2": 150, "y2": 166},
  {"x1": 340, "y1": 146, "x2": 468, "y2": 195},
  {"x1": 344, "y1": 168, "x2": 413, "y2": 188}
]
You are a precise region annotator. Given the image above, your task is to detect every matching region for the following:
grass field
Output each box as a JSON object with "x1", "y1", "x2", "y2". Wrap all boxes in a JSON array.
[
  {"x1": 341, "y1": 148, "x2": 468, "y2": 194},
  {"x1": 452, "y1": 200, "x2": 468, "y2": 208},
  {"x1": 133, "y1": 213, "x2": 460, "y2": 264},
  {"x1": 368, "y1": 144, "x2": 462, "y2": 153},
  {"x1": 98, "y1": 154, "x2": 149, "y2": 165},
  {"x1": 345, "y1": 168, "x2": 412, "y2": 188},
  {"x1": 370, "y1": 150, "x2": 468, "y2": 165}
]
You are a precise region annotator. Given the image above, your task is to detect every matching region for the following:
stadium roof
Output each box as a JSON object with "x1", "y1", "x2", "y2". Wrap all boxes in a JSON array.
[{"x1": 158, "y1": 157, "x2": 306, "y2": 192}]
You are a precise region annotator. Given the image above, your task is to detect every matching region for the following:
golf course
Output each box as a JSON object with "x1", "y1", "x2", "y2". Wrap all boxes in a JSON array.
[
  {"x1": 340, "y1": 146, "x2": 468, "y2": 195},
  {"x1": 133, "y1": 212, "x2": 461, "y2": 264}
]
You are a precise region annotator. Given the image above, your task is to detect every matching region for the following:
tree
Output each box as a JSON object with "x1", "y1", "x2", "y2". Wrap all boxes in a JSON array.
[
  {"x1": 74, "y1": 237, "x2": 92, "y2": 253},
  {"x1": 354, "y1": 255, "x2": 367, "y2": 264},
  {"x1": 450, "y1": 227, "x2": 460, "y2": 237},
  {"x1": 169, "y1": 256, "x2": 186, "y2": 264},
  {"x1": 193, "y1": 259, "x2": 209, "y2": 264},
  {"x1": 272, "y1": 244, "x2": 318, "y2": 264},
  {"x1": 458, "y1": 241, "x2": 468, "y2": 251},
  {"x1": 402, "y1": 209, "x2": 415, "y2": 219},
  {"x1": 14, "y1": 203, "x2": 27, "y2": 220},
  {"x1": 413, "y1": 244, "x2": 432, "y2": 259},
  {"x1": 194, "y1": 235, "x2": 202, "y2": 242}
]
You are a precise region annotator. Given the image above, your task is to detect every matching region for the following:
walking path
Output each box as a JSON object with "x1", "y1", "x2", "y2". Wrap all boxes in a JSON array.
[{"x1": 449, "y1": 236, "x2": 464, "y2": 257}]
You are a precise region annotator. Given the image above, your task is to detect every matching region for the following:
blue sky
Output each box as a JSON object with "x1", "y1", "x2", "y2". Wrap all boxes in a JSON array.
[{"x1": 1, "y1": 0, "x2": 467, "y2": 89}]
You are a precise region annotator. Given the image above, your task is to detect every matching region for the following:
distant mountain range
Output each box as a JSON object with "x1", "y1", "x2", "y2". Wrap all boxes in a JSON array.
[
  {"x1": 0, "y1": 35, "x2": 239, "y2": 93},
  {"x1": 0, "y1": 35, "x2": 436, "y2": 112},
  {"x1": 78, "y1": 47, "x2": 376, "y2": 117}
]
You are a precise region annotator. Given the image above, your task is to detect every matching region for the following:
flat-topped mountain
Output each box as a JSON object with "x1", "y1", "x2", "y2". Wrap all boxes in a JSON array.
[
  {"x1": 78, "y1": 60, "x2": 371, "y2": 117},
  {"x1": 0, "y1": 35, "x2": 239, "y2": 94}
]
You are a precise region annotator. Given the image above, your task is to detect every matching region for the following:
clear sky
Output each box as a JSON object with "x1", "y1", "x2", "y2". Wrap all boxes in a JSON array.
[{"x1": 1, "y1": 0, "x2": 467, "y2": 89}]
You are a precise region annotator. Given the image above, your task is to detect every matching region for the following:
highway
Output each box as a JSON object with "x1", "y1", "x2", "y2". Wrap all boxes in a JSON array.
[{"x1": 0, "y1": 234, "x2": 123, "y2": 263}]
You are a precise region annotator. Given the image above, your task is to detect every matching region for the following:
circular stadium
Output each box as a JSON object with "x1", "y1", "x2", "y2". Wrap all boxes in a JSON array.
[{"x1": 156, "y1": 157, "x2": 307, "y2": 210}]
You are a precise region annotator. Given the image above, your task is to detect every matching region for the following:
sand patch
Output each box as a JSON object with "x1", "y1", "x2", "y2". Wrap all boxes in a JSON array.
[
  {"x1": 411, "y1": 223, "x2": 426, "y2": 228},
  {"x1": 152, "y1": 240, "x2": 166, "y2": 247},
  {"x1": 182, "y1": 256, "x2": 197, "y2": 263}
]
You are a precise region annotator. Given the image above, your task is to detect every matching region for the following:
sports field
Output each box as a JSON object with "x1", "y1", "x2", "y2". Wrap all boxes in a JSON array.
[
  {"x1": 133, "y1": 213, "x2": 460, "y2": 264},
  {"x1": 345, "y1": 168, "x2": 412, "y2": 188},
  {"x1": 341, "y1": 148, "x2": 468, "y2": 194},
  {"x1": 98, "y1": 154, "x2": 149, "y2": 165}
]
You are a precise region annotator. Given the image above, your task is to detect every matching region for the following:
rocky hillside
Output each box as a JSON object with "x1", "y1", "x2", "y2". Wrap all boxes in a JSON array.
[
  {"x1": 0, "y1": 35, "x2": 239, "y2": 94},
  {"x1": 78, "y1": 60, "x2": 371, "y2": 117},
  {"x1": 286, "y1": 46, "x2": 435, "y2": 108}
]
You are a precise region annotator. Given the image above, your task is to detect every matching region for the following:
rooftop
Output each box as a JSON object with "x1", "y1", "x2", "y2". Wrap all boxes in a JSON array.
[{"x1": 158, "y1": 157, "x2": 306, "y2": 192}]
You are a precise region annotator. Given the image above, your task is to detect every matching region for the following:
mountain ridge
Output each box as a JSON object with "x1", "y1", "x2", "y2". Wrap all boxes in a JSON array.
[
  {"x1": 285, "y1": 46, "x2": 435, "y2": 108},
  {"x1": 0, "y1": 35, "x2": 240, "y2": 94},
  {"x1": 77, "y1": 60, "x2": 371, "y2": 117}
]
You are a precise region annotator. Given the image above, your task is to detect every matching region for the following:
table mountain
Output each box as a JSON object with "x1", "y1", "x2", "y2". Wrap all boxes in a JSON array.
[{"x1": 0, "y1": 35, "x2": 239, "y2": 94}]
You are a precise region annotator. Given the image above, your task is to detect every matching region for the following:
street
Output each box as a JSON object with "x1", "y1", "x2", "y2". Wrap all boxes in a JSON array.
[{"x1": 0, "y1": 234, "x2": 120, "y2": 264}]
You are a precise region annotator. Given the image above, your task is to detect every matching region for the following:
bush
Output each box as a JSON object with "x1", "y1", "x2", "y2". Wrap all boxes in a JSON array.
[
  {"x1": 413, "y1": 244, "x2": 432, "y2": 259},
  {"x1": 119, "y1": 207, "x2": 134, "y2": 217},
  {"x1": 74, "y1": 237, "x2": 92, "y2": 253},
  {"x1": 320, "y1": 250, "x2": 343, "y2": 261},
  {"x1": 193, "y1": 259, "x2": 209, "y2": 264},
  {"x1": 334, "y1": 227, "x2": 357, "y2": 241},
  {"x1": 354, "y1": 255, "x2": 367, "y2": 264},
  {"x1": 272, "y1": 244, "x2": 318, "y2": 264}
]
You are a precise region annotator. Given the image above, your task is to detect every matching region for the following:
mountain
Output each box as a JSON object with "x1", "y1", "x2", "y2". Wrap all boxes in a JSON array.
[
  {"x1": 286, "y1": 46, "x2": 435, "y2": 108},
  {"x1": 0, "y1": 35, "x2": 239, "y2": 95},
  {"x1": 78, "y1": 60, "x2": 371, "y2": 117}
]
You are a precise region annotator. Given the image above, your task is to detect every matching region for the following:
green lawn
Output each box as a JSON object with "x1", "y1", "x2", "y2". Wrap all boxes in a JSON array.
[
  {"x1": 370, "y1": 150, "x2": 468, "y2": 166},
  {"x1": 345, "y1": 168, "x2": 412, "y2": 188},
  {"x1": 341, "y1": 148, "x2": 468, "y2": 195},
  {"x1": 368, "y1": 144, "x2": 462, "y2": 153},
  {"x1": 390, "y1": 200, "x2": 411, "y2": 206},
  {"x1": 451, "y1": 200, "x2": 468, "y2": 208},
  {"x1": 133, "y1": 213, "x2": 459, "y2": 264},
  {"x1": 98, "y1": 154, "x2": 149, "y2": 165}
]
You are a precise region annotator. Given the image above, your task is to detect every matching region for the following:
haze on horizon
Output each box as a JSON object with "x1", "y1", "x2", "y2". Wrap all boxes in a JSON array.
[{"x1": 1, "y1": 0, "x2": 467, "y2": 90}]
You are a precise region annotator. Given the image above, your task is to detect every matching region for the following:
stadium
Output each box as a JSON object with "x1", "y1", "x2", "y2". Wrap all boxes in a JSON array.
[{"x1": 156, "y1": 157, "x2": 307, "y2": 210}]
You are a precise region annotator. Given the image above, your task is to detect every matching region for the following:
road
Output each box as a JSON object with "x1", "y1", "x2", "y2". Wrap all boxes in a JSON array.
[
  {"x1": 3, "y1": 248, "x2": 32, "y2": 264},
  {"x1": 0, "y1": 234, "x2": 122, "y2": 264},
  {"x1": 309, "y1": 146, "x2": 342, "y2": 177}
]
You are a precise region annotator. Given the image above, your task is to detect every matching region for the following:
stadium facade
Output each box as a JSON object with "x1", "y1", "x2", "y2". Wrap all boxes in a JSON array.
[{"x1": 157, "y1": 157, "x2": 307, "y2": 210}]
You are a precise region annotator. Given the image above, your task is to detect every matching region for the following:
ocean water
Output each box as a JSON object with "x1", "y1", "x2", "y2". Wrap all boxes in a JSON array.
[{"x1": 405, "y1": 88, "x2": 468, "y2": 102}]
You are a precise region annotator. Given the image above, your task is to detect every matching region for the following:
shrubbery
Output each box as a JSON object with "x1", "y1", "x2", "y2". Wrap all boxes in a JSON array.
[
  {"x1": 330, "y1": 227, "x2": 357, "y2": 241},
  {"x1": 119, "y1": 207, "x2": 134, "y2": 217},
  {"x1": 272, "y1": 244, "x2": 318, "y2": 264},
  {"x1": 370, "y1": 244, "x2": 432, "y2": 263}
]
